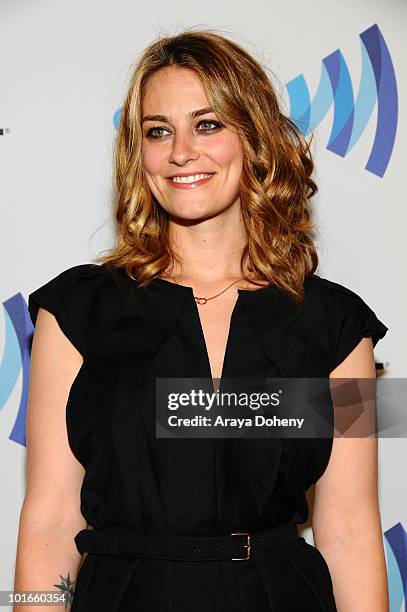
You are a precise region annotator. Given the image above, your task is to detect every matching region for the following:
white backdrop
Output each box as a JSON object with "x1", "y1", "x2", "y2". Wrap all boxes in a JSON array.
[{"x1": 1, "y1": 0, "x2": 405, "y2": 609}]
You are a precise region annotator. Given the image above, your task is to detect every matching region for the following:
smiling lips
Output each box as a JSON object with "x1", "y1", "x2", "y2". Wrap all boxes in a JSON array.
[{"x1": 166, "y1": 173, "x2": 215, "y2": 189}]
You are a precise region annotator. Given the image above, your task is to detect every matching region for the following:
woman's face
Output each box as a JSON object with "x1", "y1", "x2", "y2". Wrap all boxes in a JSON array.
[{"x1": 141, "y1": 66, "x2": 243, "y2": 221}]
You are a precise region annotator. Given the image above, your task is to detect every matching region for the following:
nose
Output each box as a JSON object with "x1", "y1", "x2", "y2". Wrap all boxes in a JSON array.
[{"x1": 168, "y1": 131, "x2": 198, "y2": 166}]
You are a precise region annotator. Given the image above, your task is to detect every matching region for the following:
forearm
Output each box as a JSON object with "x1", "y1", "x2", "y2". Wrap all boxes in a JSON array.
[
  {"x1": 13, "y1": 503, "x2": 85, "y2": 611},
  {"x1": 317, "y1": 530, "x2": 389, "y2": 611}
]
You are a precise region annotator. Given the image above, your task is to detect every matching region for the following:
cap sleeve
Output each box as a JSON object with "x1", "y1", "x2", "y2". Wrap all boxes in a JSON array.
[
  {"x1": 28, "y1": 264, "x2": 103, "y2": 356},
  {"x1": 315, "y1": 277, "x2": 389, "y2": 373}
]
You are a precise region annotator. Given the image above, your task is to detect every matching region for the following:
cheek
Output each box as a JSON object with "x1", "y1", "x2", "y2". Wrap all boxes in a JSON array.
[
  {"x1": 141, "y1": 145, "x2": 163, "y2": 175},
  {"x1": 205, "y1": 136, "x2": 243, "y2": 169}
]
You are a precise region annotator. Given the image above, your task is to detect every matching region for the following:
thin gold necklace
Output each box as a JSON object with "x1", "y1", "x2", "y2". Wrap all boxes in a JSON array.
[{"x1": 168, "y1": 275, "x2": 245, "y2": 305}]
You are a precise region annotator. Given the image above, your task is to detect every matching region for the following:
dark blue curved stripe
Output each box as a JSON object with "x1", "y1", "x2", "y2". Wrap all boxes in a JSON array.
[
  {"x1": 324, "y1": 50, "x2": 355, "y2": 157},
  {"x1": 385, "y1": 522, "x2": 407, "y2": 609},
  {"x1": 2, "y1": 295, "x2": 31, "y2": 447},
  {"x1": 361, "y1": 24, "x2": 398, "y2": 177}
]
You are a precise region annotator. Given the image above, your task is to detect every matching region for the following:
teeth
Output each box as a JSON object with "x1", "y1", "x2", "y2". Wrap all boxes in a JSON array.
[{"x1": 171, "y1": 173, "x2": 213, "y2": 183}]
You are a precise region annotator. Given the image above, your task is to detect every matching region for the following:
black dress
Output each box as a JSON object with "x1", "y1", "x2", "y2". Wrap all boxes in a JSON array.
[{"x1": 28, "y1": 264, "x2": 388, "y2": 612}]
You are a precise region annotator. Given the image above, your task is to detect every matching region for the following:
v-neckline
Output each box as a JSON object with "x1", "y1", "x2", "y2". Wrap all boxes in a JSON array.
[
  {"x1": 193, "y1": 290, "x2": 242, "y2": 393},
  {"x1": 152, "y1": 277, "x2": 274, "y2": 393}
]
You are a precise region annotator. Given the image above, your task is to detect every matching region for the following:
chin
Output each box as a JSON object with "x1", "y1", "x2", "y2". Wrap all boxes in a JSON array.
[
  {"x1": 170, "y1": 210, "x2": 217, "y2": 223},
  {"x1": 166, "y1": 201, "x2": 219, "y2": 220}
]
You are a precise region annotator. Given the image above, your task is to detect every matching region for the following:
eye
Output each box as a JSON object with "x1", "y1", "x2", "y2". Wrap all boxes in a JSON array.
[
  {"x1": 145, "y1": 126, "x2": 171, "y2": 140},
  {"x1": 144, "y1": 119, "x2": 224, "y2": 140},
  {"x1": 196, "y1": 119, "x2": 224, "y2": 133}
]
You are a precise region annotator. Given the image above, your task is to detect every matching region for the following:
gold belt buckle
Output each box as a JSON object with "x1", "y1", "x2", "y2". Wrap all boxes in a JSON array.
[{"x1": 230, "y1": 532, "x2": 251, "y2": 560}]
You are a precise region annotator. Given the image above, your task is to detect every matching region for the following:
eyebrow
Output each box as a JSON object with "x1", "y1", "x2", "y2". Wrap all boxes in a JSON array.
[{"x1": 141, "y1": 106, "x2": 214, "y2": 125}]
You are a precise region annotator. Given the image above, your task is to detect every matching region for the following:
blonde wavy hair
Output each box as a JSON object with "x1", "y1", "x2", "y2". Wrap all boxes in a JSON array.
[{"x1": 95, "y1": 28, "x2": 319, "y2": 303}]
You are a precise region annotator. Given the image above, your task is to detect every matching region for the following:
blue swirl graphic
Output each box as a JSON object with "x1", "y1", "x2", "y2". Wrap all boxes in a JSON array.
[
  {"x1": 112, "y1": 23, "x2": 399, "y2": 178},
  {"x1": 287, "y1": 23, "x2": 398, "y2": 177}
]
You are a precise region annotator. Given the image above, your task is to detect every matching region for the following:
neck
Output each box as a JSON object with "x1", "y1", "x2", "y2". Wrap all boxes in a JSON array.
[{"x1": 166, "y1": 203, "x2": 251, "y2": 283}]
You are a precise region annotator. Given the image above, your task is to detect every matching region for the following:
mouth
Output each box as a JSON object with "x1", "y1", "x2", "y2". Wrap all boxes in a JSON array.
[{"x1": 166, "y1": 173, "x2": 215, "y2": 189}]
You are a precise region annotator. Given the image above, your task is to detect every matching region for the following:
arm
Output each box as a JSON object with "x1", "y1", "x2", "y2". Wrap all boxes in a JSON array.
[
  {"x1": 13, "y1": 308, "x2": 87, "y2": 611},
  {"x1": 312, "y1": 337, "x2": 389, "y2": 612}
]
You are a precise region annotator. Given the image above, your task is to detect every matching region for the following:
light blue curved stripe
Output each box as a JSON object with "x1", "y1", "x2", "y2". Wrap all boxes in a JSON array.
[
  {"x1": 113, "y1": 107, "x2": 121, "y2": 130},
  {"x1": 308, "y1": 64, "x2": 334, "y2": 136},
  {"x1": 0, "y1": 308, "x2": 22, "y2": 409},
  {"x1": 348, "y1": 41, "x2": 377, "y2": 152},
  {"x1": 286, "y1": 74, "x2": 310, "y2": 135},
  {"x1": 385, "y1": 539, "x2": 405, "y2": 612}
]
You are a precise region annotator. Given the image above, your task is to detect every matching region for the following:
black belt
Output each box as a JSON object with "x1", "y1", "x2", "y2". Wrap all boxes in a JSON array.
[{"x1": 74, "y1": 522, "x2": 298, "y2": 562}]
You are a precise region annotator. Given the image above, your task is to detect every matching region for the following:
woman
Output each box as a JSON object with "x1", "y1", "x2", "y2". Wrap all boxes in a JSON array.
[{"x1": 16, "y1": 30, "x2": 389, "y2": 611}]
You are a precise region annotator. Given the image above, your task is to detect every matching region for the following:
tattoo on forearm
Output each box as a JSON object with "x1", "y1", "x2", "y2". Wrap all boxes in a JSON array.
[{"x1": 54, "y1": 572, "x2": 75, "y2": 608}]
